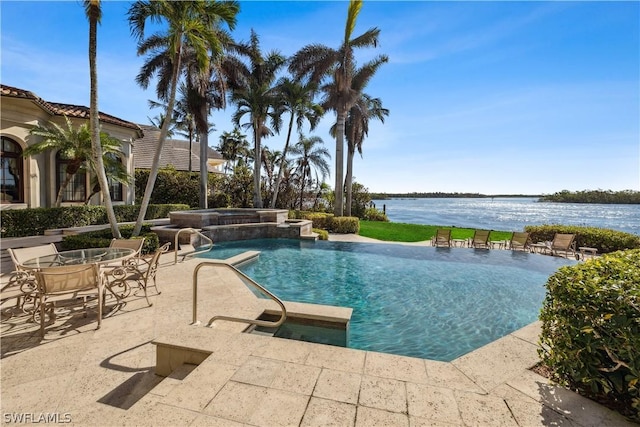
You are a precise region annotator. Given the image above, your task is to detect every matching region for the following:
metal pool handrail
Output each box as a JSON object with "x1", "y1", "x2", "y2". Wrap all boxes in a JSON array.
[
  {"x1": 192, "y1": 261, "x2": 287, "y2": 329},
  {"x1": 174, "y1": 228, "x2": 213, "y2": 264}
]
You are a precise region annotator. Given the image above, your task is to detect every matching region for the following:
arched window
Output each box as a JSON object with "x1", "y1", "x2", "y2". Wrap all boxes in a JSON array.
[
  {"x1": 56, "y1": 152, "x2": 86, "y2": 202},
  {"x1": 1, "y1": 136, "x2": 24, "y2": 203}
]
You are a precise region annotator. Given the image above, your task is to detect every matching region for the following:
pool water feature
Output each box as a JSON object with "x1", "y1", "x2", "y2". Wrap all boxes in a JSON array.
[{"x1": 198, "y1": 238, "x2": 575, "y2": 361}]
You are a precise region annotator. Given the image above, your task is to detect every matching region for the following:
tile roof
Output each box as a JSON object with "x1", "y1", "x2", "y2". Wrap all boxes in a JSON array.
[
  {"x1": 1, "y1": 84, "x2": 142, "y2": 136},
  {"x1": 134, "y1": 124, "x2": 224, "y2": 173}
]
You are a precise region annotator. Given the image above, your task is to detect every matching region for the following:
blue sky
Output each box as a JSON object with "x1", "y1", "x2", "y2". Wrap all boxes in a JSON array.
[{"x1": 1, "y1": 1, "x2": 638, "y2": 195}]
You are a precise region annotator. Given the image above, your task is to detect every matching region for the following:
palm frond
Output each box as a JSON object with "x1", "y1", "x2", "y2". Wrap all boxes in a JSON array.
[{"x1": 344, "y1": 0, "x2": 363, "y2": 43}]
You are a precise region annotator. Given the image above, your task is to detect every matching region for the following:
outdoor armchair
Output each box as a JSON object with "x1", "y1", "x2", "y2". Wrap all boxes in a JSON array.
[
  {"x1": 432, "y1": 229, "x2": 452, "y2": 247},
  {"x1": 34, "y1": 263, "x2": 103, "y2": 337},
  {"x1": 7, "y1": 243, "x2": 58, "y2": 270},
  {"x1": 550, "y1": 233, "x2": 577, "y2": 259},
  {"x1": 103, "y1": 242, "x2": 169, "y2": 308},
  {"x1": 4, "y1": 244, "x2": 59, "y2": 315},
  {"x1": 470, "y1": 229, "x2": 491, "y2": 249},
  {"x1": 509, "y1": 232, "x2": 530, "y2": 251},
  {"x1": 108, "y1": 238, "x2": 145, "y2": 266}
]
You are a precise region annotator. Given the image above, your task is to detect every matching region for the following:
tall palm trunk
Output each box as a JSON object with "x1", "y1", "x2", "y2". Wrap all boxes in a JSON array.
[
  {"x1": 334, "y1": 108, "x2": 346, "y2": 216},
  {"x1": 270, "y1": 111, "x2": 295, "y2": 208},
  {"x1": 253, "y1": 118, "x2": 263, "y2": 208},
  {"x1": 87, "y1": 0, "x2": 120, "y2": 238},
  {"x1": 199, "y1": 102, "x2": 209, "y2": 209},
  {"x1": 344, "y1": 142, "x2": 355, "y2": 216},
  {"x1": 299, "y1": 169, "x2": 306, "y2": 210},
  {"x1": 133, "y1": 40, "x2": 183, "y2": 236}
]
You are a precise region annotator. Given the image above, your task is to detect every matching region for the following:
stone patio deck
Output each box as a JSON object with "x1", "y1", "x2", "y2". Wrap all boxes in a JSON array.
[{"x1": 0, "y1": 235, "x2": 633, "y2": 426}]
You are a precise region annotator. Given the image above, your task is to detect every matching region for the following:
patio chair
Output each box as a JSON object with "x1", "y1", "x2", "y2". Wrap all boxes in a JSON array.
[
  {"x1": 550, "y1": 233, "x2": 577, "y2": 258},
  {"x1": 509, "y1": 232, "x2": 530, "y2": 251},
  {"x1": 432, "y1": 229, "x2": 452, "y2": 247},
  {"x1": 104, "y1": 243, "x2": 169, "y2": 307},
  {"x1": 108, "y1": 237, "x2": 145, "y2": 267},
  {"x1": 5, "y1": 244, "x2": 59, "y2": 312},
  {"x1": 34, "y1": 263, "x2": 103, "y2": 337},
  {"x1": 469, "y1": 229, "x2": 491, "y2": 249},
  {"x1": 7, "y1": 243, "x2": 59, "y2": 270}
]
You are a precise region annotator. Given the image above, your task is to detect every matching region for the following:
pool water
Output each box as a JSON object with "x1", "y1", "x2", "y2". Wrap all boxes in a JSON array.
[{"x1": 197, "y1": 238, "x2": 575, "y2": 361}]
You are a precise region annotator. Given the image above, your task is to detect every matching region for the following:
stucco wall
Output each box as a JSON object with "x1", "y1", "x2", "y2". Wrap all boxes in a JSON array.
[{"x1": 0, "y1": 96, "x2": 138, "y2": 208}]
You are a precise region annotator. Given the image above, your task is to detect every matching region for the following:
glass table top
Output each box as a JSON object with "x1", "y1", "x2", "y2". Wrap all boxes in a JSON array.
[{"x1": 21, "y1": 248, "x2": 136, "y2": 268}]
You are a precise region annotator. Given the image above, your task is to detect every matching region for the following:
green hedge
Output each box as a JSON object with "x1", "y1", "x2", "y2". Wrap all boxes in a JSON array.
[
  {"x1": 60, "y1": 225, "x2": 159, "y2": 255},
  {"x1": 289, "y1": 211, "x2": 359, "y2": 234},
  {"x1": 362, "y1": 207, "x2": 389, "y2": 222},
  {"x1": 524, "y1": 224, "x2": 640, "y2": 254},
  {"x1": 1, "y1": 204, "x2": 190, "y2": 238},
  {"x1": 313, "y1": 228, "x2": 329, "y2": 240},
  {"x1": 302, "y1": 213, "x2": 335, "y2": 230},
  {"x1": 539, "y1": 249, "x2": 640, "y2": 421},
  {"x1": 331, "y1": 217, "x2": 360, "y2": 234}
]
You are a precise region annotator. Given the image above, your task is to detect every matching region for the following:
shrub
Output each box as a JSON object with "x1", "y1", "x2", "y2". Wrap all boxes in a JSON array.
[
  {"x1": 304, "y1": 213, "x2": 335, "y2": 230},
  {"x1": 525, "y1": 224, "x2": 640, "y2": 254},
  {"x1": 209, "y1": 192, "x2": 231, "y2": 208},
  {"x1": 330, "y1": 217, "x2": 360, "y2": 234},
  {"x1": 362, "y1": 207, "x2": 389, "y2": 222},
  {"x1": 539, "y1": 249, "x2": 640, "y2": 421},
  {"x1": 135, "y1": 168, "x2": 200, "y2": 207},
  {"x1": 1, "y1": 204, "x2": 189, "y2": 238},
  {"x1": 313, "y1": 228, "x2": 329, "y2": 240},
  {"x1": 288, "y1": 211, "x2": 335, "y2": 230},
  {"x1": 1, "y1": 206, "x2": 106, "y2": 237},
  {"x1": 60, "y1": 225, "x2": 160, "y2": 254}
]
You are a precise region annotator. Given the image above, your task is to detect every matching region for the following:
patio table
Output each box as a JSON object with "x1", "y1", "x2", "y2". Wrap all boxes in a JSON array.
[
  {"x1": 489, "y1": 240, "x2": 507, "y2": 250},
  {"x1": 530, "y1": 242, "x2": 551, "y2": 255},
  {"x1": 21, "y1": 248, "x2": 136, "y2": 269},
  {"x1": 20, "y1": 248, "x2": 137, "y2": 315}
]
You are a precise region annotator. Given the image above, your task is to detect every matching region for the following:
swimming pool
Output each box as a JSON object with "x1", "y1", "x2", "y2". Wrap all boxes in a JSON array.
[{"x1": 197, "y1": 238, "x2": 576, "y2": 361}]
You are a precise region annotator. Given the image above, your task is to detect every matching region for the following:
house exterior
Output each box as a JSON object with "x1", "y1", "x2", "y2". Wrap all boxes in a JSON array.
[
  {"x1": 1, "y1": 84, "x2": 226, "y2": 210},
  {"x1": 1, "y1": 84, "x2": 141, "y2": 209}
]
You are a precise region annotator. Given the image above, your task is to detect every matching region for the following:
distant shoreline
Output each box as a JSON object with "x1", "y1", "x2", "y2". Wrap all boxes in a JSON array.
[
  {"x1": 370, "y1": 190, "x2": 640, "y2": 204},
  {"x1": 370, "y1": 193, "x2": 539, "y2": 200}
]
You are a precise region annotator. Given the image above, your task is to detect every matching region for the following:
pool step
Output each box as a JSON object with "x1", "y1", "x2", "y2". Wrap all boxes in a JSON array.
[
  {"x1": 250, "y1": 329, "x2": 276, "y2": 337},
  {"x1": 224, "y1": 250, "x2": 260, "y2": 266}
]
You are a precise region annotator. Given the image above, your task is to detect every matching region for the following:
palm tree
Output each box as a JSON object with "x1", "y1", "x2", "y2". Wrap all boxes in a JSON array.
[
  {"x1": 344, "y1": 93, "x2": 388, "y2": 216},
  {"x1": 182, "y1": 29, "x2": 234, "y2": 208},
  {"x1": 228, "y1": 29, "x2": 285, "y2": 208},
  {"x1": 149, "y1": 96, "x2": 192, "y2": 137},
  {"x1": 127, "y1": 0, "x2": 237, "y2": 236},
  {"x1": 270, "y1": 77, "x2": 323, "y2": 208},
  {"x1": 84, "y1": 0, "x2": 121, "y2": 237},
  {"x1": 289, "y1": 135, "x2": 330, "y2": 210},
  {"x1": 260, "y1": 145, "x2": 282, "y2": 201},
  {"x1": 289, "y1": 0, "x2": 387, "y2": 216},
  {"x1": 147, "y1": 111, "x2": 176, "y2": 137},
  {"x1": 216, "y1": 128, "x2": 250, "y2": 173},
  {"x1": 24, "y1": 116, "x2": 127, "y2": 207}
]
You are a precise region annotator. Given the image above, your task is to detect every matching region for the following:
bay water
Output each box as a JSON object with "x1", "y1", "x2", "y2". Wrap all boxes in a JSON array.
[{"x1": 372, "y1": 197, "x2": 640, "y2": 235}]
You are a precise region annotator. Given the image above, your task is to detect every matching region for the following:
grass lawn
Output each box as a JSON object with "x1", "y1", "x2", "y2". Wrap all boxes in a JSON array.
[{"x1": 358, "y1": 220, "x2": 513, "y2": 243}]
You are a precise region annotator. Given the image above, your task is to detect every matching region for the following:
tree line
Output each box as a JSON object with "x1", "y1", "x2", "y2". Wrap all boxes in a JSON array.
[
  {"x1": 126, "y1": 0, "x2": 388, "y2": 237},
  {"x1": 369, "y1": 192, "x2": 540, "y2": 199},
  {"x1": 539, "y1": 190, "x2": 640, "y2": 204}
]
